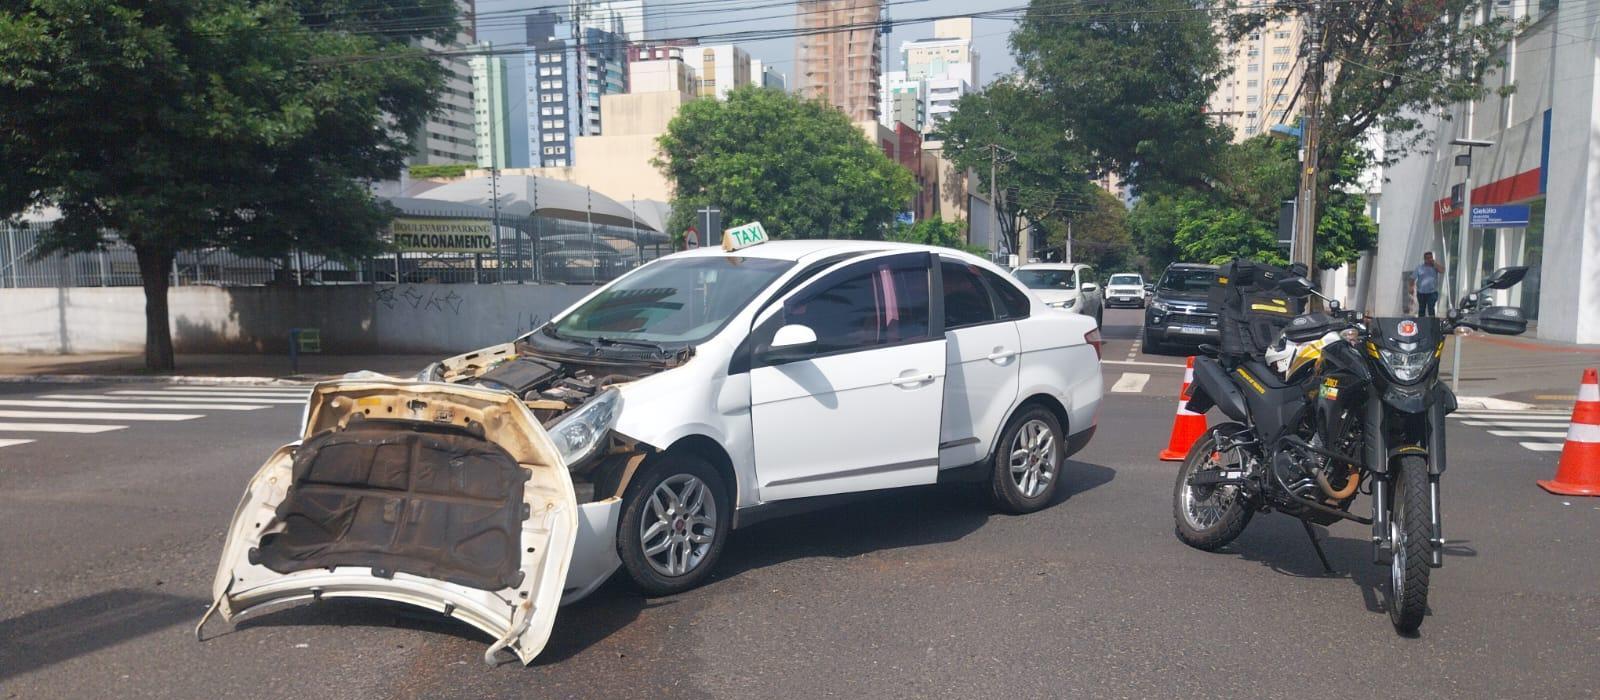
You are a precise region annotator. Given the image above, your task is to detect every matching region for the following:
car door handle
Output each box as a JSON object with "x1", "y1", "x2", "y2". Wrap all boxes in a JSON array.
[
  {"x1": 986, "y1": 349, "x2": 1017, "y2": 363},
  {"x1": 890, "y1": 372, "x2": 936, "y2": 387}
]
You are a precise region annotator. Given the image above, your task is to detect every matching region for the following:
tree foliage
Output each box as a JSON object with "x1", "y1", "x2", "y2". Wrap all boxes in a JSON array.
[
  {"x1": 1010, "y1": 0, "x2": 1231, "y2": 195},
  {"x1": 885, "y1": 217, "x2": 986, "y2": 254},
  {"x1": 937, "y1": 79, "x2": 1093, "y2": 254},
  {"x1": 1034, "y1": 187, "x2": 1134, "y2": 273},
  {"x1": 1, "y1": 0, "x2": 454, "y2": 369},
  {"x1": 655, "y1": 86, "x2": 915, "y2": 240}
]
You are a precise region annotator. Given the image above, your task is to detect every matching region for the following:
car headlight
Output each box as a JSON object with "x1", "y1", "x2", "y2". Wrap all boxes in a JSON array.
[
  {"x1": 1149, "y1": 299, "x2": 1170, "y2": 313},
  {"x1": 1048, "y1": 298, "x2": 1076, "y2": 309},
  {"x1": 1377, "y1": 348, "x2": 1435, "y2": 383},
  {"x1": 547, "y1": 388, "x2": 622, "y2": 467}
]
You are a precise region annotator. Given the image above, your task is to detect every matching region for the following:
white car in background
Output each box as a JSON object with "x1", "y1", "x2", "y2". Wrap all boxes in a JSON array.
[
  {"x1": 1104, "y1": 273, "x2": 1148, "y2": 308},
  {"x1": 205, "y1": 236, "x2": 1105, "y2": 665},
  {"x1": 1012, "y1": 262, "x2": 1105, "y2": 327}
]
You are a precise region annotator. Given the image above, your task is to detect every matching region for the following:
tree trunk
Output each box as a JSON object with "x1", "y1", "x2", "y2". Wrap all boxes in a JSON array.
[{"x1": 134, "y1": 243, "x2": 176, "y2": 371}]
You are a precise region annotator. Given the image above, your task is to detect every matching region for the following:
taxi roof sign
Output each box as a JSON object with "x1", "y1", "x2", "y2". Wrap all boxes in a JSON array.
[{"x1": 722, "y1": 221, "x2": 769, "y2": 252}]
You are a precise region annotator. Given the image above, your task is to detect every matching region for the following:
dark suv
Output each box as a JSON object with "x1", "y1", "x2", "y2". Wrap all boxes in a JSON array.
[{"x1": 1142, "y1": 263, "x2": 1220, "y2": 353}]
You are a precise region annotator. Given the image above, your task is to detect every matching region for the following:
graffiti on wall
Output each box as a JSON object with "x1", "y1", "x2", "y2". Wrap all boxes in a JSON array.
[{"x1": 373, "y1": 285, "x2": 463, "y2": 314}]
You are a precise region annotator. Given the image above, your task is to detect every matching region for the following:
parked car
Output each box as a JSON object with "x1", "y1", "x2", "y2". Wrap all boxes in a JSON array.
[
  {"x1": 1011, "y1": 262, "x2": 1105, "y2": 326},
  {"x1": 1142, "y1": 262, "x2": 1220, "y2": 353},
  {"x1": 205, "y1": 236, "x2": 1105, "y2": 665},
  {"x1": 1104, "y1": 273, "x2": 1148, "y2": 308}
]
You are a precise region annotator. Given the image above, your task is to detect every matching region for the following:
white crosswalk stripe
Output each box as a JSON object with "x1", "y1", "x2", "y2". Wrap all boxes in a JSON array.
[
  {"x1": 0, "y1": 385, "x2": 300, "y2": 450},
  {"x1": 1450, "y1": 408, "x2": 1571, "y2": 454},
  {"x1": 1110, "y1": 372, "x2": 1151, "y2": 393},
  {"x1": 38, "y1": 394, "x2": 306, "y2": 404}
]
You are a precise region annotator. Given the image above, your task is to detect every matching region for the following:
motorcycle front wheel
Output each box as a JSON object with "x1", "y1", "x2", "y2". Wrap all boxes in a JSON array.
[
  {"x1": 1173, "y1": 428, "x2": 1253, "y2": 551},
  {"x1": 1388, "y1": 455, "x2": 1432, "y2": 633}
]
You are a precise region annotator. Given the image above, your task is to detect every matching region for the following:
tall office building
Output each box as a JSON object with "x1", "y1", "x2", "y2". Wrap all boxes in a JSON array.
[
  {"x1": 897, "y1": 16, "x2": 977, "y2": 141},
  {"x1": 750, "y1": 58, "x2": 788, "y2": 92},
  {"x1": 878, "y1": 70, "x2": 924, "y2": 131},
  {"x1": 524, "y1": 10, "x2": 628, "y2": 167},
  {"x1": 470, "y1": 48, "x2": 509, "y2": 168},
  {"x1": 796, "y1": 0, "x2": 883, "y2": 122},
  {"x1": 1206, "y1": 17, "x2": 1304, "y2": 140},
  {"x1": 587, "y1": 0, "x2": 646, "y2": 42},
  {"x1": 409, "y1": 38, "x2": 479, "y2": 164},
  {"x1": 690, "y1": 44, "x2": 753, "y2": 100}
]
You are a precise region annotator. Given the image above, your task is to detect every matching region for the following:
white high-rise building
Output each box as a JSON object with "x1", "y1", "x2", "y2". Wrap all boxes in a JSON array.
[
  {"x1": 470, "y1": 48, "x2": 509, "y2": 169},
  {"x1": 410, "y1": 35, "x2": 478, "y2": 165},
  {"x1": 898, "y1": 16, "x2": 978, "y2": 141},
  {"x1": 688, "y1": 44, "x2": 753, "y2": 101}
]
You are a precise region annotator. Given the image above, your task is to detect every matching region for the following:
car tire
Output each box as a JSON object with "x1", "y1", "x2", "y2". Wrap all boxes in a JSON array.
[
  {"x1": 1141, "y1": 329, "x2": 1164, "y2": 355},
  {"x1": 988, "y1": 405, "x2": 1066, "y2": 515},
  {"x1": 616, "y1": 453, "x2": 732, "y2": 596}
]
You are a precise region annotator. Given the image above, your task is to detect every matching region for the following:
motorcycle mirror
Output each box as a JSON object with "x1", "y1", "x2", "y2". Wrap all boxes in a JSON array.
[
  {"x1": 1483, "y1": 265, "x2": 1529, "y2": 290},
  {"x1": 1279, "y1": 276, "x2": 1316, "y2": 296}
]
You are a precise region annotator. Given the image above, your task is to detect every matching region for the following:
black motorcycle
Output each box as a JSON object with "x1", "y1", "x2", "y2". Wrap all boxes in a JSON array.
[{"x1": 1172, "y1": 264, "x2": 1530, "y2": 634}]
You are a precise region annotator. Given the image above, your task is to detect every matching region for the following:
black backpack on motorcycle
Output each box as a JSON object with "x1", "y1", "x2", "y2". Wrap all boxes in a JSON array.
[{"x1": 1211, "y1": 259, "x2": 1301, "y2": 361}]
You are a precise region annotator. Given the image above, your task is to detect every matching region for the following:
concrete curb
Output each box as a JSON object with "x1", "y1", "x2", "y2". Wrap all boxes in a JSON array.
[
  {"x1": 0, "y1": 374, "x2": 313, "y2": 386},
  {"x1": 1455, "y1": 395, "x2": 1537, "y2": 411}
]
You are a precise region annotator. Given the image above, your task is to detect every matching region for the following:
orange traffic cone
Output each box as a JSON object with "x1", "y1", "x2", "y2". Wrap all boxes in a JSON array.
[
  {"x1": 1537, "y1": 367, "x2": 1600, "y2": 496},
  {"x1": 1160, "y1": 356, "x2": 1209, "y2": 461}
]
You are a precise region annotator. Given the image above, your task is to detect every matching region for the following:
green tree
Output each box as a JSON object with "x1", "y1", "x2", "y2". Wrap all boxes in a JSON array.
[
  {"x1": 1036, "y1": 187, "x2": 1133, "y2": 273},
  {"x1": 937, "y1": 80, "x2": 1093, "y2": 255},
  {"x1": 1127, "y1": 194, "x2": 1187, "y2": 275},
  {"x1": 1010, "y1": 0, "x2": 1231, "y2": 195},
  {"x1": 655, "y1": 86, "x2": 915, "y2": 240},
  {"x1": 1, "y1": 0, "x2": 453, "y2": 369},
  {"x1": 885, "y1": 217, "x2": 986, "y2": 254}
]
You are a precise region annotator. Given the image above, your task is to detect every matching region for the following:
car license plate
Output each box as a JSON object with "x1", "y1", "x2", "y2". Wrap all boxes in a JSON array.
[{"x1": 1180, "y1": 324, "x2": 1206, "y2": 335}]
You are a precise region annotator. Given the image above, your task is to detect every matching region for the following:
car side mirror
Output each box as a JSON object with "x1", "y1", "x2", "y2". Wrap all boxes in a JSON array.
[
  {"x1": 1081, "y1": 282, "x2": 1099, "y2": 293},
  {"x1": 762, "y1": 323, "x2": 818, "y2": 364},
  {"x1": 1144, "y1": 283, "x2": 1155, "y2": 292}
]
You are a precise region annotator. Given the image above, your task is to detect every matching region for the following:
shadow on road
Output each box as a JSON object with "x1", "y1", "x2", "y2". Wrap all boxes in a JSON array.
[
  {"x1": 0, "y1": 588, "x2": 204, "y2": 681},
  {"x1": 1216, "y1": 515, "x2": 1479, "y2": 635}
]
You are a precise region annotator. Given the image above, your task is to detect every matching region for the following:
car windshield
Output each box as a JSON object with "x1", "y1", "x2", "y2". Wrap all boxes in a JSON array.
[
  {"x1": 1013, "y1": 269, "x2": 1075, "y2": 290},
  {"x1": 1109, "y1": 274, "x2": 1141, "y2": 285},
  {"x1": 548, "y1": 256, "x2": 794, "y2": 346},
  {"x1": 1158, "y1": 268, "x2": 1216, "y2": 293}
]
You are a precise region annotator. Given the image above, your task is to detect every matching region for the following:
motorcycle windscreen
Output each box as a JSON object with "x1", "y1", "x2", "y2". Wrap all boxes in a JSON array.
[{"x1": 207, "y1": 381, "x2": 578, "y2": 666}]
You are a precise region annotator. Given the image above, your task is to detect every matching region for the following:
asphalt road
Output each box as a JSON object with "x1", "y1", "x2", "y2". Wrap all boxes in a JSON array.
[{"x1": 3, "y1": 308, "x2": 1597, "y2": 699}]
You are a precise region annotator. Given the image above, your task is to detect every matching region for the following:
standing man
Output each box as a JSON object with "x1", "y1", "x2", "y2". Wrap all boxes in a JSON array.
[{"x1": 1414, "y1": 251, "x2": 1444, "y2": 316}]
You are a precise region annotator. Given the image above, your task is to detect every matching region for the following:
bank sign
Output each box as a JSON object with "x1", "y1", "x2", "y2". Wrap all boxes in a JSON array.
[
  {"x1": 1468, "y1": 205, "x2": 1531, "y2": 228},
  {"x1": 391, "y1": 218, "x2": 494, "y2": 253}
]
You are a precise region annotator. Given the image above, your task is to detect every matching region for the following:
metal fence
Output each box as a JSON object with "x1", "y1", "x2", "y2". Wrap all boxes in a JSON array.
[{"x1": 1, "y1": 219, "x2": 673, "y2": 288}]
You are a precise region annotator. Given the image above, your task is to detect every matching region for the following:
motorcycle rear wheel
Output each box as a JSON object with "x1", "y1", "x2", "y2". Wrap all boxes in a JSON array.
[
  {"x1": 1173, "y1": 429, "x2": 1252, "y2": 551},
  {"x1": 1388, "y1": 456, "x2": 1432, "y2": 633}
]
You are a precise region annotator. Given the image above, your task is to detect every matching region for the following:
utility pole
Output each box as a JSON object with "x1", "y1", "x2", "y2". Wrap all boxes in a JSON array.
[
  {"x1": 983, "y1": 144, "x2": 1014, "y2": 262},
  {"x1": 1292, "y1": 0, "x2": 1325, "y2": 269}
]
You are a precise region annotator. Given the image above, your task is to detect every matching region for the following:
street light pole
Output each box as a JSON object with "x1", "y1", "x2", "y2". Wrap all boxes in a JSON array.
[{"x1": 1448, "y1": 137, "x2": 1493, "y2": 394}]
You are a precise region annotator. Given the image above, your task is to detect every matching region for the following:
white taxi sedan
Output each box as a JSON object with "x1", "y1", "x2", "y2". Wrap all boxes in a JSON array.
[{"x1": 205, "y1": 237, "x2": 1104, "y2": 664}]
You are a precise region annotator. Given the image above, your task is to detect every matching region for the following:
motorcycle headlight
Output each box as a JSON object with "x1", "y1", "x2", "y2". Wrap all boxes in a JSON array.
[
  {"x1": 547, "y1": 388, "x2": 622, "y2": 467},
  {"x1": 1377, "y1": 347, "x2": 1435, "y2": 383}
]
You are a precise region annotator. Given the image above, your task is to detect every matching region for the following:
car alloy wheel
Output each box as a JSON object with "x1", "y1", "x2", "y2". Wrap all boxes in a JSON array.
[
  {"x1": 639, "y1": 473, "x2": 718, "y2": 578},
  {"x1": 1009, "y1": 418, "x2": 1058, "y2": 499}
]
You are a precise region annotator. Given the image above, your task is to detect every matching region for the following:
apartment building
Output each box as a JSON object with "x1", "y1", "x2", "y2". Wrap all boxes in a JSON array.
[
  {"x1": 1207, "y1": 17, "x2": 1304, "y2": 140},
  {"x1": 796, "y1": 0, "x2": 883, "y2": 122}
]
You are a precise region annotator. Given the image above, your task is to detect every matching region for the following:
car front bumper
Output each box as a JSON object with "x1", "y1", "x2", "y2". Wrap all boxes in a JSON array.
[{"x1": 1144, "y1": 311, "x2": 1220, "y2": 345}]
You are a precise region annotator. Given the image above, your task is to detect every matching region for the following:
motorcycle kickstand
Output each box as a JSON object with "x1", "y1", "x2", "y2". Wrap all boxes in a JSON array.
[{"x1": 1301, "y1": 521, "x2": 1336, "y2": 575}]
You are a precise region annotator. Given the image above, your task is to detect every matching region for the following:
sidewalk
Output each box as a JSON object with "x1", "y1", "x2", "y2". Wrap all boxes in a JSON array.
[
  {"x1": 0, "y1": 353, "x2": 438, "y2": 384},
  {"x1": 1442, "y1": 332, "x2": 1600, "y2": 408}
]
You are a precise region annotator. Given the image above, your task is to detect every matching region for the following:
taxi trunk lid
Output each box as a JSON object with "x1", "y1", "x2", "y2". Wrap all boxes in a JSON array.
[{"x1": 202, "y1": 379, "x2": 578, "y2": 665}]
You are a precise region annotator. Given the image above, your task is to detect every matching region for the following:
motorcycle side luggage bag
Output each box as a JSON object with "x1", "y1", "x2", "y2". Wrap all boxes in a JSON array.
[
  {"x1": 1212, "y1": 259, "x2": 1300, "y2": 358},
  {"x1": 1191, "y1": 356, "x2": 1248, "y2": 422}
]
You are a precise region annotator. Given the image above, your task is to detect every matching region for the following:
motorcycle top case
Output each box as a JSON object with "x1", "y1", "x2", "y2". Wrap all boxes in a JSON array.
[{"x1": 1212, "y1": 259, "x2": 1301, "y2": 358}]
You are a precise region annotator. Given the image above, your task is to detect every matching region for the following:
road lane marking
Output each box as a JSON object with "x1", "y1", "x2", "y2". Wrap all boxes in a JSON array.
[
  {"x1": 1110, "y1": 373, "x2": 1151, "y2": 393},
  {"x1": 107, "y1": 390, "x2": 307, "y2": 399},
  {"x1": 0, "y1": 410, "x2": 203, "y2": 421},
  {"x1": 1102, "y1": 359, "x2": 1187, "y2": 368},
  {"x1": 1520, "y1": 442, "x2": 1563, "y2": 452},
  {"x1": 0, "y1": 400, "x2": 268, "y2": 411},
  {"x1": 38, "y1": 394, "x2": 305, "y2": 405},
  {"x1": 0, "y1": 422, "x2": 126, "y2": 433},
  {"x1": 1461, "y1": 420, "x2": 1569, "y2": 428},
  {"x1": 1487, "y1": 430, "x2": 1568, "y2": 439},
  {"x1": 0, "y1": 439, "x2": 36, "y2": 448}
]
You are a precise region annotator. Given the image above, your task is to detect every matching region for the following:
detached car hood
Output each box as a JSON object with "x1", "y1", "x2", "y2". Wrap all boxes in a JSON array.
[{"x1": 203, "y1": 379, "x2": 578, "y2": 665}]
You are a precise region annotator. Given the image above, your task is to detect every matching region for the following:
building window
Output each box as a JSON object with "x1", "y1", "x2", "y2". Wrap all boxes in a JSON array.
[
  {"x1": 1247, "y1": 64, "x2": 1259, "y2": 72},
  {"x1": 1272, "y1": 62, "x2": 1289, "y2": 71},
  {"x1": 1245, "y1": 111, "x2": 1258, "y2": 120},
  {"x1": 1246, "y1": 95, "x2": 1258, "y2": 104},
  {"x1": 1274, "y1": 46, "x2": 1290, "y2": 55},
  {"x1": 1275, "y1": 30, "x2": 1290, "y2": 39},
  {"x1": 1270, "y1": 78, "x2": 1286, "y2": 86},
  {"x1": 1245, "y1": 126, "x2": 1258, "y2": 135}
]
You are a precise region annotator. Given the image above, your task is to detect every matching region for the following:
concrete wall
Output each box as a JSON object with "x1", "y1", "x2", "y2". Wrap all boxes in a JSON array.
[{"x1": 1, "y1": 284, "x2": 596, "y2": 355}]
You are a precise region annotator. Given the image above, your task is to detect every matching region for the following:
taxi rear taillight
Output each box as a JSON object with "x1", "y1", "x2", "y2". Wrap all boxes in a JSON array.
[{"x1": 1085, "y1": 328, "x2": 1103, "y2": 359}]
